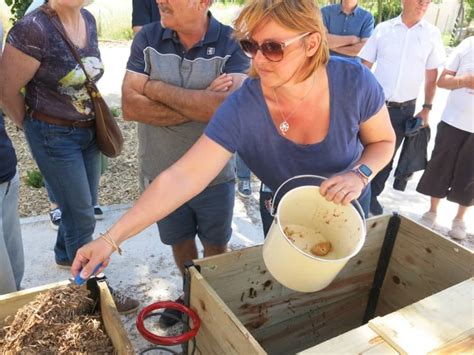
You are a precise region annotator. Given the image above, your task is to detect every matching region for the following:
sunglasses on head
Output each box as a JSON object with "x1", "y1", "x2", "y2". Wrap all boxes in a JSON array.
[{"x1": 239, "y1": 32, "x2": 311, "y2": 62}]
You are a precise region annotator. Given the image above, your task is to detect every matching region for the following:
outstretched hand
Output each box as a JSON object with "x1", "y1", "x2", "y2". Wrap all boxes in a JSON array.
[
  {"x1": 71, "y1": 238, "x2": 114, "y2": 280},
  {"x1": 319, "y1": 172, "x2": 365, "y2": 205}
]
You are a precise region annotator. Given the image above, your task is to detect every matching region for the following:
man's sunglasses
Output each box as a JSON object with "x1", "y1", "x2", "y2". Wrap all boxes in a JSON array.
[{"x1": 239, "y1": 32, "x2": 310, "y2": 62}]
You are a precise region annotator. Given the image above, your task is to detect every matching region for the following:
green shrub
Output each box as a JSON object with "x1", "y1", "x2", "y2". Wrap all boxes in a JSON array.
[
  {"x1": 110, "y1": 106, "x2": 121, "y2": 118},
  {"x1": 5, "y1": 0, "x2": 32, "y2": 24},
  {"x1": 26, "y1": 169, "x2": 44, "y2": 188}
]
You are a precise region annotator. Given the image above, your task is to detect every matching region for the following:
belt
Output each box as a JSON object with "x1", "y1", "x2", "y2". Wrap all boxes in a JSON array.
[
  {"x1": 29, "y1": 110, "x2": 95, "y2": 128},
  {"x1": 385, "y1": 99, "x2": 417, "y2": 109}
]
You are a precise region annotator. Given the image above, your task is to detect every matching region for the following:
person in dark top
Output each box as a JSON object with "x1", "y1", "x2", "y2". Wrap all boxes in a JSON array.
[
  {"x1": 0, "y1": 22, "x2": 24, "y2": 295},
  {"x1": 0, "y1": 0, "x2": 137, "y2": 312},
  {"x1": 72, "y1": 0, "x2": 395, "y2": 290},
  {"x1": 132, "y1": 0, "x2": 160, "y2": 34}
]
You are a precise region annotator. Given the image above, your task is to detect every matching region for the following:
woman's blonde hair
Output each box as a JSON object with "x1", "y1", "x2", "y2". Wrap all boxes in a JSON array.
[{"x1": 233, "y1": 0, "x2": 329, "y2": 82}]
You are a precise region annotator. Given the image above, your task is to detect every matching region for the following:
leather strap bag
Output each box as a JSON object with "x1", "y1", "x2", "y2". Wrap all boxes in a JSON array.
[{"x1": 41, "y1": 5, "x2": 124, "y2": 158}]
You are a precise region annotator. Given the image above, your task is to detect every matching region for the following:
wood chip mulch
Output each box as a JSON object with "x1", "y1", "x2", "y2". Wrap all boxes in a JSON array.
[{"x1": 0, "y1": 286, "x2": 114, "y2": 353}]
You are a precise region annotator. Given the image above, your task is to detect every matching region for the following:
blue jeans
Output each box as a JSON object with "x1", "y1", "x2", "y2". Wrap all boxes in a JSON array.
[
  {"x1": 0, "y1": 171, "x2": 24, "y2": 294},
  {"x1": 235, "y1": 154, "x2": 250, "y2": 180},
  {"x1": 45, "y1": 174, "x2": 98, "y2": 206},
  {"x1": 24, "y1": 116, "x2": 100, "y2": 263}
]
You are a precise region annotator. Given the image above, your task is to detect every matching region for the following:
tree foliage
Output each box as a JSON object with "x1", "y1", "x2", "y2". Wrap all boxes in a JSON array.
[{"x1": 5, "y1": 0, "x2": 33, "y2": 24}]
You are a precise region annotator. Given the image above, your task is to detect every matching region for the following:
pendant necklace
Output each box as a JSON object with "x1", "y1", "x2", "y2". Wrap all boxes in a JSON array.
[{"x1": 272, "y1": 74, "x2": 316, "y2": 135}]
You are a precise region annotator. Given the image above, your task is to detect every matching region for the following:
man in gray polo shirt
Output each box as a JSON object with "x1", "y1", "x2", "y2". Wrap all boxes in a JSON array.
[{"x1": 123, "y1": 0, "x2": 249, "y2": 326}]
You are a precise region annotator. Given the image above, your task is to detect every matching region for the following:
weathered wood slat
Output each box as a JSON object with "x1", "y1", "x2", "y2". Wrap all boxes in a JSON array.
[
  {"x1": 188, "y1": 267, "x2": 265, "y2": 355},
  {"x1": 196, "y1": 216, "x2": 390, "y2": 335},
  {"x1": 255, "y1": 291, "x2": 370, "y2": 354},
  {"x1": 98, "y1": 281, "x2": 134, "y2": 354},
  {"x1": 369, "y1": 278, "x2": 474, "y2": 355},
  {"x1": 428, "y1": 329, "x2": 474, "y2": 354},
  {"x1": 376, "y1": 217, "x2": 473, "y2": 316},
  {"x1": 301, "y1": 324, "x2": 397, "y2": 354}
]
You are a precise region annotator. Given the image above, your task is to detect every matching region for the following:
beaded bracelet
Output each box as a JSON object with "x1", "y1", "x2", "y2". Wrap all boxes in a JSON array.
[{"x1": 100, "y1": 231, "x2": 123, "y2": 256}]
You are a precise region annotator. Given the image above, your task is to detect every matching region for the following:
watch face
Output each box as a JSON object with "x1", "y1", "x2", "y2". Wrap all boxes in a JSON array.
[{"x1": 359, "y1": 164, "x2": 372, "y2": 177}]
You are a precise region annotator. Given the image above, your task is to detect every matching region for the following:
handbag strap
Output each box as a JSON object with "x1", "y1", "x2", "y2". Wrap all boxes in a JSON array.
[{"x1": 40, "y1": 4, "x2": 98, "y2": 93}]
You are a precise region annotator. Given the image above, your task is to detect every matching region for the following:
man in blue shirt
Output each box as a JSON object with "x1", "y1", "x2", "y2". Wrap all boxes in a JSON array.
[
  {"x1": 321, "y1": 0, "x2": 374, "y2": 58},
  {"x1": 132, "y1": 0, "x2": 160, "y2": 34},
  {"x1": 123, "y1": 0, "x2": 249, "y2": 327}
]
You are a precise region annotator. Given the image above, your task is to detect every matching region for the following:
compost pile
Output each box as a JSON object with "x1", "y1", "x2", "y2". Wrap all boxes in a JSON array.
[{"x1": 0, "y1": 285, "x2": 114, "y2": 353}]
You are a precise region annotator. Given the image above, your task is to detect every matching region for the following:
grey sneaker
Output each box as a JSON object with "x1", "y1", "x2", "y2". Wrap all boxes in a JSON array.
[
  {"x1": 238, "y1": 179, "x2": 252, "y2": 198},
  {"x1": 49, "y1": 208, "x2": 61, "y2": 230},
  {"x1": 109, "y1": 287, "x2": 140, "y2": 314}
]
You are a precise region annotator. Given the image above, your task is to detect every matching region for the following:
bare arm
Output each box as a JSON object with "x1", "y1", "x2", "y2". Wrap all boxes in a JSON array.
[
  {"x1": 331, "y1": 38, "x2": 368, "y2": 57},
  {"x1": 361, "y1": 59, "x2": 373, "y2": 69},
  {"x1": 0, "y1": 44, "x2": 40, "y2": 127},
  {"x1": 437, "y1": 68, "x2": 474, "y2": 90},
  {"x1": 415, "y1": 68, "x2": 438, "y2": 126},
  {"x1": 144, "y1": 73, "x2": 247, "y2": 122},
  {"x1": 72, "y1": 135, "x2": 233, "y2": 277},
  {"x1": 121, "y1": 71, "x2": 190, "y2": 126},
  {"x1": 326, "y1": 33, "x2": 360, "y2": 49},
  {"x1": 132, "y1": 26, "x2": 143, "y2": 35},
  {"x1": 320, "y1": 106, "x2": 395, "y2": 205}
]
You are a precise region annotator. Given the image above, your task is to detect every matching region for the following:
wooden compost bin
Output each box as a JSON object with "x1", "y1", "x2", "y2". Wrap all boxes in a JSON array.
[
  {"x1": 0, "y1": 279, "x2": 133, "y2": 354},
  {"x1": 185, "y1": 214, "x2": 473, "y2": 354}
]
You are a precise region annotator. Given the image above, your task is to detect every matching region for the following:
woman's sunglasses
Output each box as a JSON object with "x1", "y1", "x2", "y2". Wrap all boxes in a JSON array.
[{"x1": 239, "y1": 32, "x2": 310, "y2": 62}]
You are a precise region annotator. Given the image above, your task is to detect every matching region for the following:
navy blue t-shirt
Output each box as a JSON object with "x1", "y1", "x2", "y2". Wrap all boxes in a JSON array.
[
  {"x1": 205, "y1": 57, "x2": 385, "y2": 194},
  {"x1": 132, "y1": 0, "x2": 160, "y2": 27},
  {"x1": 0, "y1": 114, "x2": 17, "y2": 184}
]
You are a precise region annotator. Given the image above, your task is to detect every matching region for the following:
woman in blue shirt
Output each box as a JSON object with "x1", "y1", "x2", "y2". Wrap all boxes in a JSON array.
[{"x1": 72, "y1": 0, "x2": 395, "y2": 278}]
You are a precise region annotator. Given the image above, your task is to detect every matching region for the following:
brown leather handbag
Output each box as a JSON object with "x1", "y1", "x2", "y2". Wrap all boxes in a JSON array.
[{"x1": 41, "y1": 5, "x2": 124, "y2": 158}]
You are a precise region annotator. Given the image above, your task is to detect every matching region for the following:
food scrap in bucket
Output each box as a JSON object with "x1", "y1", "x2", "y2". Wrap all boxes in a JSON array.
[
  {"x1": 310, "y1": 242, "x2": 332, "y2": 256},
  {"x1": 283, "y1": 224, "x2": 333, "y2": 257}
]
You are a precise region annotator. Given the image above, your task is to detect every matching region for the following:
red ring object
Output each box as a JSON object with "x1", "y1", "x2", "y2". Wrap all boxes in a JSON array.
[{"x1": 136, "y1": 301, "x2": 201, "y2": 346}]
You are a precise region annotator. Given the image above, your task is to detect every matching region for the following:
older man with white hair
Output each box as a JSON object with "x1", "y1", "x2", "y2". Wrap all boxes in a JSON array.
[{"x1": 122, "y1": 0, "x2": 250, "y2": 327}]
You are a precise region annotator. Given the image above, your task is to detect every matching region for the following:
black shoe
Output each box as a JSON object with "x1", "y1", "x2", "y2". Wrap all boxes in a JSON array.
[
  {"x1": 158, "y1": 297, "x2": 184, "y2": 328},
  {"x1": 370, "y1": 197, "x2": 383, "y2": 216}
]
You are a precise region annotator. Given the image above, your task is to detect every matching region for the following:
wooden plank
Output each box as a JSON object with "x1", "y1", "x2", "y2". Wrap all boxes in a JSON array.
[
  {"x1": 195, "y1": 216, "x2": 390, "y2": 334},
  {"x1": 377, "y1": 216, "x2": 473, "y2": 316},
  {"x1": 188, "y1": 267, "x2": 266, "y2": 355},
  {"x1": 255, "y1": 291, "x2": 370, "y2": 354},
  {"x1": 0, "y1": 280, "x2": 70, "y2": 326},
  {"x1": 429, "y1": 329, "x2": 474, "y2": 355},
  {"x1": 98, "y1": 281, "x2": 134, "y2": 354},
  {"x1": 369, "y1": 278, "x2": 474, "y2": 355},
  {"x1": 301, "y1": 324, "x2": 397, "y2": 354}
]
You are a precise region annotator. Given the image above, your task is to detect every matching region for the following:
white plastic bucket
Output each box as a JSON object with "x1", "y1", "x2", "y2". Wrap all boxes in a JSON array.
[{"x1": 262, "y1": 175, "x2": 366, "y2": 293}]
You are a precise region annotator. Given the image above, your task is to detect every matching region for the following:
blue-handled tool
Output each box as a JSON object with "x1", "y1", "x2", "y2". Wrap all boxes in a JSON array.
[{"x1": 74, "y1": 263, "x2": 104, "y2": 285}]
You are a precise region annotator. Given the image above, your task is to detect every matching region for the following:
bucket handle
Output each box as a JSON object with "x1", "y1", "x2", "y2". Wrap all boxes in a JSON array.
[{"x1": 270, "y1": 174, "x2": 366, "y2": 221}]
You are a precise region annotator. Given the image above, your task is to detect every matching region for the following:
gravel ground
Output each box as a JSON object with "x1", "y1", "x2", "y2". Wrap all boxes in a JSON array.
[{"x1": 5, "y1": 116, "x2": 141, "y2": 218}]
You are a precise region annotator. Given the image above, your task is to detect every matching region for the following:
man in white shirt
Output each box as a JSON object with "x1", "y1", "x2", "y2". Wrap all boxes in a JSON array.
[{"x1": 359, "y1": 0, "x2": 445, "y2": 215}]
